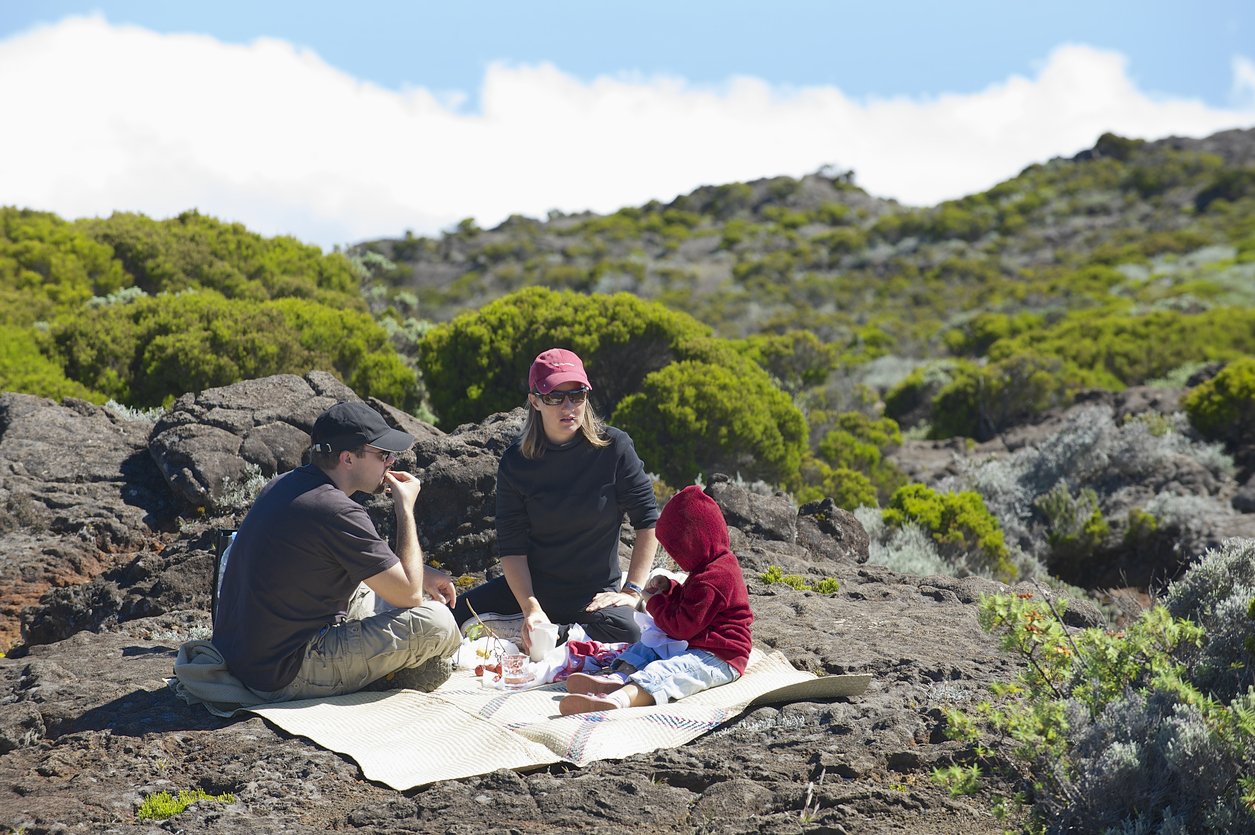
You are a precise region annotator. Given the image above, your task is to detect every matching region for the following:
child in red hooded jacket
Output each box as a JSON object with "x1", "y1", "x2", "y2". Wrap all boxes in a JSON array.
[{"x1": 560, "y1": 484, "x2": 753, "y2": 714}]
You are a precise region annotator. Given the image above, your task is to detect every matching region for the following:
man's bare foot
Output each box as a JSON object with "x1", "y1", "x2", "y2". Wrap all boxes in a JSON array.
[
  {"x1": 559, "y1": 693, "x2": 620, "y2": 715},
  {"x1": 564, "y1": 672, "x2": 625, "y2": 695}
]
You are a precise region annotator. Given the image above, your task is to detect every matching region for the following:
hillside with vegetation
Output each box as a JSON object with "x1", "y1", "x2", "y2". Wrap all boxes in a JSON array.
[
  {"x1": 354, "y1": 129, "x2": 1255, "y2": 449},
  {"x1": 352, "y1": 127, "x2": 1255, "y2": 571},
  {"x1": 3, "y1": 129, "x2": 1253, "y2": 560}
]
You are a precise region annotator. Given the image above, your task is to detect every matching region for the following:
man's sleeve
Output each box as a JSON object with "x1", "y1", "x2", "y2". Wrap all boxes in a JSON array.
[{"x1": 328, "y1": 505, "x2": 398, "y2": 582}]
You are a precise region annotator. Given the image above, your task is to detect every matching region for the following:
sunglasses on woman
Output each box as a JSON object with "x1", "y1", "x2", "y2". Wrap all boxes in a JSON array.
[{"x1": 534, "y1": 387, "x2": 590, "y2": 406}]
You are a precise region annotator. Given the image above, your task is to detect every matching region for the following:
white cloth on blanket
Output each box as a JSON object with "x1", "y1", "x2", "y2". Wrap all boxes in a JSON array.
[
  {"x1": 454, "y1": 624, "x2": 647, "y2": 688},
  {"x1": 634, "y1": 610, "x2": 688, "y2": 658}
]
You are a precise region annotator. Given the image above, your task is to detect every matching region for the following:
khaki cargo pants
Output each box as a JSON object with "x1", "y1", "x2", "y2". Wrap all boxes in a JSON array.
[{"x1": 253, "y1": 586, "x2": 461, "y2": 702}]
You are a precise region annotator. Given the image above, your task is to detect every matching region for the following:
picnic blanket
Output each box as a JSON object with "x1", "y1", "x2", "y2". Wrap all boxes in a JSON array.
[{"x1": 247, "y1": 648, "x2": 871, "y2": 790}]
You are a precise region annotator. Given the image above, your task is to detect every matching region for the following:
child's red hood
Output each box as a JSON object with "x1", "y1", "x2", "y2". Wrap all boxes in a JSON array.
[{"x1": 655, "y1": 485, "x2": 730, "y2": 573}]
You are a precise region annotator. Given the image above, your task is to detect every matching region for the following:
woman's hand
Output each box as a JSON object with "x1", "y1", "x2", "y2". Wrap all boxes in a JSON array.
[
  {"x1": 585, "y1": 591, "x2": 638, "y2": 612},
  {"x1": 521, "y1": 610, "x2": 551, "y2": 654}
]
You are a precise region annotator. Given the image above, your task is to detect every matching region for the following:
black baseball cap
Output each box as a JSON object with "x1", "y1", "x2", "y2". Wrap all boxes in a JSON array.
[{"x1": 310, "y1": 401, "x2": 415, "y2": 453}]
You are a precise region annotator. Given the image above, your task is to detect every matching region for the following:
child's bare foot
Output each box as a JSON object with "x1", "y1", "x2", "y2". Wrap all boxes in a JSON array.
[
  {"x1": 559, "y1": 693, "x2": 620, "y2": 715},
  {"x1": 564, "y1": 672, "x2": 624, "y2": 695}
]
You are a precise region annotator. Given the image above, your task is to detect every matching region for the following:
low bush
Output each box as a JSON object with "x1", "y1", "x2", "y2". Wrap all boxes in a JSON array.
[
  {"x1": 856, "y1": 507, "x2": 951, "y2": 577},
  {"x1": 930, "y1": 352, "x2": 1090, "y2": 441},
  {"x1": 942, "y1": 403, "x2": 1234, "y2": 570},
  {"x1": 883, "y1": 484, "x2": 1015, "y2": 581},
  {"x1": 614, "y1": 359, "x2": 807, "y2": 488},
  {"x1": 137, "y1": 788, "x2": 236, "y2": 822},
  {"x1": 1034, "y1": 482, "x2": 1111, "y2": 573},
  {"x1": 733, "y1": 329, "x2": 836, "y2": 395},
  {"x1": 50, "y1": 291, "x2": 419, "y2": 409},
  {"x1": 1185, "y1": 356, "x2": 1255, "y2": 456},
  {"x1": 760, "y1": 564, "x2": 839, "y2": 593},
  {"x1": 794, "y1": 459, "x2": 879, "y2": 510},
  {"x1": 0, "y1": 324, "x2": 103, "y2": 402},
  {"x1": 942, "y1": 538, "x2": 1255, "y2": 832}
]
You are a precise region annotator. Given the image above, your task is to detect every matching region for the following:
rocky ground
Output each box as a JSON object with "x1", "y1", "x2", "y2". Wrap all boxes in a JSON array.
[{"x1": 0, "y1": 373, "x2": 1216, "y2": 833}]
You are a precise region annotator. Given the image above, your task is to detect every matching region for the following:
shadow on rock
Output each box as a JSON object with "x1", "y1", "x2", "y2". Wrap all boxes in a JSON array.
[{"x1": 68, "y1": 677, "x2": 235, "y2": 737}]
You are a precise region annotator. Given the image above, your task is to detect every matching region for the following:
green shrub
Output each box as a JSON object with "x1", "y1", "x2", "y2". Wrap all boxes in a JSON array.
[
  {"x1": 810, "y1": 411, "x2": 907, "y2": 502},
  {"x1": 924, "y1": 203, "x2": 992, "y2": 242},
  {"x1": 1184, "y1": 356, "x2": 1255, "y2": 453},
  {"x1": 817, "y1": 412, "x2": 901, "y2": 467},
  {"x1": 733, "y1": 330, "x2": 836, "y2": 395},
  {"x1": 1033, "y1": 482, "x2": 1111, "y2": 573},
  {"x1": 1092, "y1": 131, "x2": 1144, "y2": 161},
  {"x1": 51, "y1": 291, "x2": 418, "y2": 409},
  {"x1": 883, "y1": 484, "x2": 1014, "y2": 581},
  {"x1": 869, "y1": 210, "x2": 927, "y2": 244},
  {"x1": 760, "y1": 205, "x2": 809, "y2": 230},
  {"x1": 613, "y1": 359, "x2": 807, "y2": 487},
  {"x1": 794, "y1": 460, "x2": 879, "y2": 510},
  {"x1": 760, "y1": 565, "x2": 839, "y2": 593},
  {"x1": 81, "y1": 209, "x2": 360, "y2": 307},
  {"x1": 1195, "y1": 167, "x2": 1255, "y2": 212},
  {"x1": 419, "y1": 288, "x2": 806, "y2": 484},
  {"x1": 417, "y1": 287, "x2": 711, "y2": 425},
  {"x1": 0, "y1": 325, "x2": 104, "y2": 402},
  {"x1": 719, "y1": 218, "x2": 755, "y2": 249},
  {"x1": 813, "y1": 202, "x2": 852, "y2": 226},
  {"x1": 991, "y1": 308, "x2": 1255, "y2": 389},
  {"x1": 703, "y1": 183, "x2": 755, "y2": 220},
  {"x1": 731, "y1": 251, "x2": 797, "y2": 287},
  {"x1": 1123, "y1": 507, "x2": 1159, "y2": 548},
  {"x1": 811, "y1": 226, "x2": 867, "y2": 255},
  {"x1": 883, "y1": 362, "x2": 958, "y2": 428},
  {"x1": 930, "y1": 352, "x2": 1089, "y2": 441},
  {"x1": 0, "y1": 207, "x2": 129, "y2": 325},
  {"x1": 942, "y1": 312, "x2": 1044, "y2": 357},
  {"x1": 812, "y1": 577, "x2": 841, "y2": 594},
  {"x1": 931, "y1": 764, "x2": 982, "y2": 797}
]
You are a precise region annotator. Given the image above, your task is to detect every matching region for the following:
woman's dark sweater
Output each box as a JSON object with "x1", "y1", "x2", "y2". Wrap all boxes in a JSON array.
[{"x1": 495, "y1": 427, "x2": 659, "y2": 606}]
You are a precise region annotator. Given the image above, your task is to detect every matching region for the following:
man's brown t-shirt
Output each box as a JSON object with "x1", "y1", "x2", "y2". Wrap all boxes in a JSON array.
[{"x1": 213, "y1": 465, "x2": 398, "y2": 692}]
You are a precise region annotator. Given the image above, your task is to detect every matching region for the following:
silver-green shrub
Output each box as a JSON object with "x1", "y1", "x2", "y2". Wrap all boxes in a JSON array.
[
  {"x1": 104, "y1": 399, "x2": 164, "y2": 422},
  {"x1": 1164, "y1": 537, "x2": 1255, "y2": 701},
  {"x1": 1049, "y1": 539, "x2": 1255, "y2": 832},
  {"x1": 856, "y1": 505, "x2": 950, "y2": 577},
  {"x1": 944, "y1": 403, "x2": 1234, "y2": 566},
  {"x1": 216, "y1": 463, "x2": 269, "y2": 514},
  {"x1": 857, "y1": 501, "x2": 1047, "y2": 580},
  {"x1": 953, "y1": 540, "x2": 1255, "y2": 833}
]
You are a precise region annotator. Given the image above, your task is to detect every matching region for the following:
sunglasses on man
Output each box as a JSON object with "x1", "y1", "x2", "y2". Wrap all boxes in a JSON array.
[{"x1": 364, "y1": 446, "x2": 399, "y2": 465}]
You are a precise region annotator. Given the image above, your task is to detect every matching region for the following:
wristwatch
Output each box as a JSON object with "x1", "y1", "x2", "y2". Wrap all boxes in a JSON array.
[{"x1": 622, "y1": 580, "x2": 645, "y2": 597}]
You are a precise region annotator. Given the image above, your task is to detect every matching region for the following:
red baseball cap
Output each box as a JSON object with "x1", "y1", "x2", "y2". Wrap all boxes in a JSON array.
[{"x1": 528, "y1": 348, "x2": 592, "y2": 394}]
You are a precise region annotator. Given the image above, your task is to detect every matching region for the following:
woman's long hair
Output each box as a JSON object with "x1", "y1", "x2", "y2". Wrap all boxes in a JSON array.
[{"x1": 520, "y1": 397, "x2": 610, "y2": 459}]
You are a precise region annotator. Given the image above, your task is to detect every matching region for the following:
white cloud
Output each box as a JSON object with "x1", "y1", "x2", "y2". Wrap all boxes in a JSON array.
[{"x1": 1, "y1": 15, "x2": 1253, "y2": 249}]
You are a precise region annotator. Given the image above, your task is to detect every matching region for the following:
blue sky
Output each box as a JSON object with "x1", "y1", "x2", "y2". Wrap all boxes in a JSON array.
[{"x1": 1, "y1": 2, "x2": 1253, "y2": 248}]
